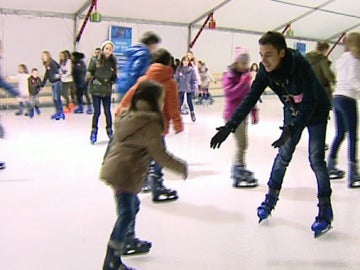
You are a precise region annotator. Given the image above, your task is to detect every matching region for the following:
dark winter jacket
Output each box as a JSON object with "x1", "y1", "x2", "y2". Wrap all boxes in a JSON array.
[
  {"x1": 227, "y1": 48, "x2": 330, "y2": 133},
  {"x1": 42, "y1": 59, "x2": 61, "y2": 86},
  {"x1": 72, "y1": 59, "x2": 87, "y2": 90},
  {"x1": 88, "y1": 55, "x2": 117, "y2": 97},
  {"x1": 28, "y1": 76, "x2": 42, "y2": 96},
  {"x1": 116, "y1": 44, "x2": 151, "y2": 95}
]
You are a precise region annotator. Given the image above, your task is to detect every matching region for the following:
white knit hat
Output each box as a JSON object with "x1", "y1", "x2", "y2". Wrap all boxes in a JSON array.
[{"x1": 101, "y1": 40, "x2": 115, "y2": 51}]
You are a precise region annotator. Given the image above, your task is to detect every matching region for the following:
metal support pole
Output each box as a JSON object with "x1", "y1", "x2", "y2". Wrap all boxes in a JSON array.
[
  {"x1": 327, "y1": 32, "x2": 346, "y2": 56},
  {"x1": 189, "y1": 13, "x2": 213, "y2": 49}
]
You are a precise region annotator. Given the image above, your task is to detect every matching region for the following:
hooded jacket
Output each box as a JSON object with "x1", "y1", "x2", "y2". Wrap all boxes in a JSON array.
[
  {"x1": 227, "y1": 48, "x2": 330, "y2": 133},
  {"x1": 114, "y1": 63, "x2": 183, "y2": 135},
  {"x1": 100, "y1": 104, "x2": 187, "y2": 193},
  {"x1": 116, "y1": 44, "x2": 151, "y2": 95},
  {"x1": 305, "y1": 50, "x2": 335, "y2": 100}
]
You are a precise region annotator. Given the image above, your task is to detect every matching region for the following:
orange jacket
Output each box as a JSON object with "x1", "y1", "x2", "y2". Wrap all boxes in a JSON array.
[{"x1": 115, "y1": 63, "x2": 183, "y2": 135}]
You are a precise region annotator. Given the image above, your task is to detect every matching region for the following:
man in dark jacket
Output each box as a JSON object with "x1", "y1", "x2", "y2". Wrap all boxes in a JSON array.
[{"x1": 210, "y1": 31, "x2": 332, "y2": 238}]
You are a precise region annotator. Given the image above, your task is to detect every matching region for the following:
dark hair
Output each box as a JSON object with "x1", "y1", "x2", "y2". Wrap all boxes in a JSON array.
[
  {"x1": 152, "y1": 48, "x2": 171, "y2": 65},
  {"x1": 316, "y1": 41, "x2": 330, "y2": 52},
  {"x1": 140, "y1": 31, "x2": 161, "y2": 46},
  {"x1": 130, "y1": 80, "x2": 164, "y2": 113},
  {"x1": 19, "y1": 64, "x2": 28, "y2": 74},
  {"x1": 250, "y1": 63, "x2": 259, "y2": 72},
  {"x1": 31, "y1": 68, "x2": 38, "y2": 72},
  {"x1": 259, "y1": 31, "x2": 287, "y2": 52}
]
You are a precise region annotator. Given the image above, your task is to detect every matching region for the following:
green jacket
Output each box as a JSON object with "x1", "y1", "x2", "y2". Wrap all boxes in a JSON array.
[{"x1": 88, "y1": 56, "x2": 117, "y2": 97}]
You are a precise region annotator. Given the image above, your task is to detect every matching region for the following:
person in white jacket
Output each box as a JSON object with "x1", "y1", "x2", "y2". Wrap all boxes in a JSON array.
[{"x1": 327, "y1": 32, "x2": 360, "y2": 188}]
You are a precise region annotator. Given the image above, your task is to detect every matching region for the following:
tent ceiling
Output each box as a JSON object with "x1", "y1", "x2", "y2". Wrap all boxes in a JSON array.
[{"x1": 1, "y1": 0, "x2": 359, "y2": 41}]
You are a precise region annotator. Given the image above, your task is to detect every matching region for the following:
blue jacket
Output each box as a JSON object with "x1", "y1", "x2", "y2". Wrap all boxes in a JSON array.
[
  {"x1": 175, "y1": 65, "x2": 197, "y2": 93},
  {"x1": 116, "y1": 44, "x2": 151, "y2": 94},
  {"x1": 227, "y1": 49, "x2": 330, "y2": 133}
]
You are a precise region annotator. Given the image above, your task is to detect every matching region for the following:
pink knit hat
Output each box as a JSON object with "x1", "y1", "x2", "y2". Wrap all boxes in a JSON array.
[{"x1": 233, "y1": 46, "x2": 250, "y2": 63}]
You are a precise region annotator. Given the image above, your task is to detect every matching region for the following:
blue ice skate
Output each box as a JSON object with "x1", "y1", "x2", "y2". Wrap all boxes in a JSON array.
[
  {"x1": 257, "y1": 189, "x2": 279, "y2": 223},
  {"x1": 311, "y1": 201, "x2": 333, "y2": 238}
]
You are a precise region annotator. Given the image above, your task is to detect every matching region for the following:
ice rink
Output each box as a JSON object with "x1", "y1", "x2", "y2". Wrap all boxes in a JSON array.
[{"x1": 1, "y1": 95, "x2": 359, "y2": 270}]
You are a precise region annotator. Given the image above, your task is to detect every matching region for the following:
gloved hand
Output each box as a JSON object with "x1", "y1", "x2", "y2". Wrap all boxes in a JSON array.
[
  {"x1": 271, "y1": 125, "x2": 292, "y2": 148},
  {"x1": 0, "y1": 123, "x2": 4, "y2": 139},
  {"x1": 210, "y1": 125, "x2": 232, "y2": 149}
]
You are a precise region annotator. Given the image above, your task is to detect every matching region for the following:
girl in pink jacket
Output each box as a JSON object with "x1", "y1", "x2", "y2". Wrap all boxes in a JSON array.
[{"x1": 222, "y1": 49, "x2": 259, "y2": 188}]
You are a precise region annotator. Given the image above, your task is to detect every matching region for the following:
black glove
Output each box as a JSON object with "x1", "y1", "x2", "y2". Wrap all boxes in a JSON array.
[
  {"x1": 210, "y1": 125, "x2": 232, "y2": 149},
  {"x1": 271, "y1": 125, "x2": 292, "y2": 148}
]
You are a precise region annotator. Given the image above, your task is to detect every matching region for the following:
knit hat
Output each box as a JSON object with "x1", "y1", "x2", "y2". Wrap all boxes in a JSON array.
[
  {"x1": 101, "y1": 40, "x2": 115, "y2": 51},
  {"x1": 71, "y1": 51, "x2": 85, "y2": 60},
  {"x1": 233, "y1": 46, "x2": 250, "y2": 63}
]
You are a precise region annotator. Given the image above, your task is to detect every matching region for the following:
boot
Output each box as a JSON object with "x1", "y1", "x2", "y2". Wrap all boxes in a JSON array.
[
  {"x1": 190, "y1": 111, "x2": 196, "y2": 122},
  {"x1": 73, "y1": 104, "x2": 84, "y2": 114},
  {"x1": 35, "y1": 106, "x2": 41, "y2": 115},
  {"x1": 232, "y1": 165, "x2": 258, "y2": 188},
  {"x1": 90, "y1": 128, "x2": 98, "y2": 144},
  {"x1": 348, "y1": 162, "x2": 360, "y2": 188},
  {"x1": 86, "y1": 105, "x2": 93, "y2": 114},
  {"x1": 311, "y1": 197, "x2": 333, "y2": 238},
  {"x1": 122, "y1": 232, "x2": 152, "y2": 256},
  {"x1": 257, "y1": 188, "x2": 280, "y2": 223},
  {"x1": 327, "y1": 157, "x2": 345, "y2": 179},
  {"x1": 151, "y1": 176, "x2": 178, "y2": 202},
  {"x1": 15, "y1": 102, "x2": 24, "y2": 116},
  {"x1": 106, "y1": 128, "x2": 114, "y2": 140}
]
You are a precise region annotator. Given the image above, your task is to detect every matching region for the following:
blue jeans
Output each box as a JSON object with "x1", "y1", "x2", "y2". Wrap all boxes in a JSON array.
[
  {"x1": 179, "y1": 92, "x2": 194, "y2": 112},
  {"x1": 91, "y1": 95, "x2": 112, "y2": 130},
  {"x1": 268, "y1": 120, "x2": 332, "y2": 198},
  {"x1": 0, "y1": 76, "x2": 19, "y2": 97},
  {"x1": 149, "y1": 136, "x2": 166, "y2": 179},
  {"x1": 110, "y1": 192, "x2": 140, "y2": 243},
  {"x1": 51, "y1": 80, "x2": 63, "y2": 113},
  {"x1": 329, "y1": 95, "x2": 358, "y2": 163}
]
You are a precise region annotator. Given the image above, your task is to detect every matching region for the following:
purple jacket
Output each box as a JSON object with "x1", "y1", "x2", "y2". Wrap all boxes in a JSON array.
[{"x1": 222, "y1": 69, "x2": 258, "y2": 122}]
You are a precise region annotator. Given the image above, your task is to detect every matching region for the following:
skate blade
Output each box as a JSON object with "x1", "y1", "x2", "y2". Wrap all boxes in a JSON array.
[
  {"x1": 233, "y1": 182, "x2": 259, "y2": 188},
  {"x1": 122, "y1": 249, "x2": 150, "y2": 256},
  {"x1": 152, "y1": 195, "x2": 179, "y2": 203},
  {"x1": 329, "y1": 175, "x2": 344, "y2": 180},
  {"x1": 314, "y1": 225, "x2": 332, "y2": 238}
]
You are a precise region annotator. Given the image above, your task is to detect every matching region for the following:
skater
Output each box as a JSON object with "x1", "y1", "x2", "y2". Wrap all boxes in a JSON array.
[
  {"x1": 175, "y1": 56, "x2": 198, "y2": 122},
  {"x1": 196, "y1": 60, "x2": 216, "y2": 105},
  {"x1": 210, "y1": 31, "x2": 333, "y2": 237},
  {"x1": 7, "y1": 64, "x2": 30, "y2": 116},
  {"x1": 100, "y1": 80, "x2": 187, "y2": 270},
  {"x1": 59, "y1": 50, "x2": 75, "y2": 113},
  {"x1": 222, "y1": 48, "x2": 259, "y2": 188},
  {"x1": 327, "y1": 32, "x2": 360, "y2": 188},
  {"x1": 41, "y1": 51, "x2": 65, "y2": 120},
  {"x1": 88, "y1": 40, "x2": 117, "y2": 144},
  {"x1": 71, "y1": 51, "x2": 87, "y2": 114},
  {"x1": 116, "y1": 31, "x2": 161, "y2": 97},
  {"x1": 114, "y1": 48, "x2": 183, "y2": 202},
  {"x1": 27, "y1": 68, "x2": 42, "y2": 117},
  {"x1": 0, "y1": 40, "x2": 20, "y2": 169}
]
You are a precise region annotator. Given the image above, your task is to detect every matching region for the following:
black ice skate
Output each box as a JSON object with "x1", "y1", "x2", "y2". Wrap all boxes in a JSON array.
[
  {"x1": 122, "y1": 237, "x2": 152, "y2": 256},
  {"x1": 0, "y1": 161, "x2": 5, "y2": 170},
  {"x1": 329, "y1": 169, "x2": 345, "y2": 180},
  {"x1": 151, "y1": 180, "x2": 178, "y2": 202}
]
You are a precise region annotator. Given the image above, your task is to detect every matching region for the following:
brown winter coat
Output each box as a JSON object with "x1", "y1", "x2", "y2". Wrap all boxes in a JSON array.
[
  {"x1": 100, "y1": 105, "x2": 187, "y2": 193},
  {"x1": 114, "y1": 63, "x2": 183, "y2": 135}
]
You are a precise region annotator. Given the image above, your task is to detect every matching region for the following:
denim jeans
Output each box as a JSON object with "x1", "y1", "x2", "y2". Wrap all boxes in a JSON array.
[
  {"x1": 91, "y1": 95, "x2": 112, "y2": 130},
  {"x1": 51, "y1": 80, "x2": 63, "y2": 113},
  {"x1": 149, "y1": 136, "x2": 166, "y2": 178},
  {"x1": 179, "y1": 92, "x2": 194, "y2": 112},
  {"x1": 268, "y1": 120, "x2": 332, "y2": 198},
  {"x1": 0, "y1": 76, "x2": 19, "y2": 97},
  {"x1": 329, "y1": 95, "x2": 358, "y2": 163},
  {"x1": 110, "y1": 192, "x2": 140, "y2": 243}
]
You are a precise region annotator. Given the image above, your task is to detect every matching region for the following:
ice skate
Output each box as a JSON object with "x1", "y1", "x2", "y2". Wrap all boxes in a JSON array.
[
  {"x1": 232, "y1": 165, "x2": 258, "y2": 188},
  {"x1": 90, "y1": 128, "x2": 98, "y2": 144},
  {"x1": 54, "y1": 112, "x2": 65, "y2": 120},
  {"x1": 141, "y1": 176, "x2": 151, "y2": 193},
  {"x1": 122, "y1": 237, "x2": 152, "y2": 256},
  {"x1": 35, "y1": 106, "x2": 41, "y2": 115},
  {"x1": 28, "y1": 108, "x2": 34, "y2": 118},
  {"x1": 151, "y1": 178, "x2": 178, "y2": 202},
  {"x1": 190, "y1": 111, "x2": 196, "y2": 122},
  {"x1": 86, "y1": 105, "x2": 93, "y2": 114},
  {"x1": 103, "y1": 245, "x2": 136, "y2": 270},
  {"x1": 73, "y1": 104, "x2": 84, "y2": 114},
  {"x1": 348, "y1": 162, "x2": 360, "y2": 189},
  {"x1": 0, "y1": 161, "x2": 5, "y2": 170},
  {"x1": 329, "y1": 169, "x2": 345, "y2": 180},
  {"x1": 257, "y1": 189, "x2": 279, "y2": 223},
  {"x1": 106, "y1": 128, "x2": 114, "y2": 140},
  {"x1": 311, "y1": 199, "x2": 333, "y2": 238}
]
